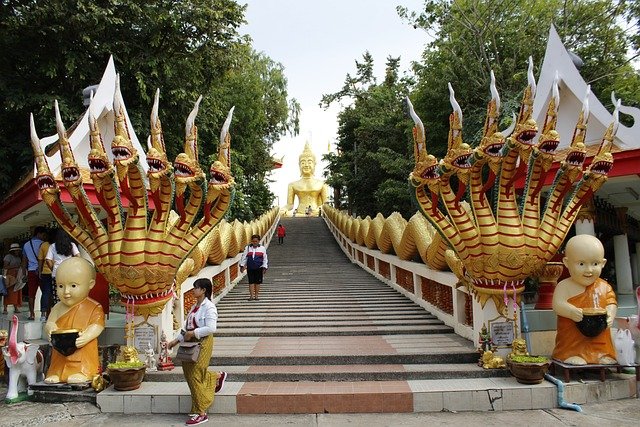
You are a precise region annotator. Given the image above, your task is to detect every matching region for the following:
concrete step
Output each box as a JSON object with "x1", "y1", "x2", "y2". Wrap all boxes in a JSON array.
[
  {"x1": 214, "y1": 313, "x2": 434, "y2": 321},
  {"x1": 96, "y1": 373, "x2": 638, "y2": 414},
  {"x1": 217, "y1": 320, "x2": 444, "y2": 328},
  {"x1": 217, "y1": 305, "x2": 431, "y2": 313},
  {"x1": 216, "y1": 319, "x2": 441, "y2": 327},
  {"x1": 207, "y1": 353, "x2": 479, "y2": 366},
  {"x1": 145, "y1": 363, "x2": 507, "y2": 382},
  {"x1": 215, "y1": 325, "x2": 453, "y2": 337},
  {"x1": 218, "y1": 302, "x2": 427, "y2": 308}
]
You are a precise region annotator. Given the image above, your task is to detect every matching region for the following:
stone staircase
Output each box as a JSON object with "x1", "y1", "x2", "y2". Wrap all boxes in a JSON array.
[{"x1": 97, "y1": 217, "x2": 637, "y2": 414}]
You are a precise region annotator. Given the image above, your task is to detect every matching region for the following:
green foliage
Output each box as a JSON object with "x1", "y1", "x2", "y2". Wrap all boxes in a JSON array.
[
  {"x1": 323, "y1": 1, "x2": 638, "y2": 220},
  {"x1": 399, "y1": 0, "x2": 640, "y2": 154},
  {"x1": 509, "y1": 354, "x2": 549, "y2": 364},
  {"x1": 107, "y1": 360, "x2": 145, "y2": 369},
  {"x1": 321, "y1": 53, "x2": 416, "y2": 218},
  {"x1": 0, "y1": 0, "x2": 297, "y2": 219}
]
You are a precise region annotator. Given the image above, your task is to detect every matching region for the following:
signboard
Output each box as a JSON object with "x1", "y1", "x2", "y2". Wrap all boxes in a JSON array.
[
  {"x1": 134, "y1": 322, "x2": 157, "y2": 352},
  {"x1": 489, "y1": 320, "x2": 515, "y2": 347}
]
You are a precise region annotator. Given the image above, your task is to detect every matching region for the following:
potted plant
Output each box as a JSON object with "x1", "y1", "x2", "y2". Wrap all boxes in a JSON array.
[
  {"x1": 506, "y1": 354, "x2": 551, "y2": 384},
  {"x1": 106, "y1": 346, "x2": 146, "y2": 391},
  {"x1": 505, "y1": 338, "x2": 550, "y2": 384}
]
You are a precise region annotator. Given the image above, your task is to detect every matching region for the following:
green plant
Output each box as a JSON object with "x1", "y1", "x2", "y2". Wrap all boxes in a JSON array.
[
  {"x1": 509, "y1": 354, "x2": 549, "y2": 364},
  {"x1": 108, "y1": 284, "x2": 120, "y2": 299},
  {"x1": 107, "y1": 360, "x2": 145, "y2": 370}
]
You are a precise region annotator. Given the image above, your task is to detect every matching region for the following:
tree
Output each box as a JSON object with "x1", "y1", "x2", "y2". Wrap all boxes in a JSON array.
[
  {"x1": 398, "y1": 0, "x2": 640, "y2": 154},
  {"x1": 210, "y1": 45, "x2": 300, "y2": 221},
  {"x1": 0, "y1": 0, "x2": 298, "y2": 219},
  {"x1": 321, "y1": 54, "x2": 416, "y2": 218}
]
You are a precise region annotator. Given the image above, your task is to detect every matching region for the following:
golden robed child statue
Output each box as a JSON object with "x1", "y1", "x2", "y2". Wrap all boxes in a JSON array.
[{"x1": 44, "y1": 257, "x2": 105, "y2": 384}]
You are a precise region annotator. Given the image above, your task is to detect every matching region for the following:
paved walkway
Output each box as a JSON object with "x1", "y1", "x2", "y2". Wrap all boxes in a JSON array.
[{"x1": 1, "y1": 390, "x2": 638, "y2": 426}]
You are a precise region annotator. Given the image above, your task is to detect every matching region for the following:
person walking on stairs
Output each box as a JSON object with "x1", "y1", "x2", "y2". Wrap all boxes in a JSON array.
[
  {"x1": 276, "y1": 223, "x2": 286, "y2": 244},
  {"x1": 239, "y1": 234, "x2": 268, "y2": 301},
  {"x1": 168, "y1": 278, "x2": 225, "y2": 426}
]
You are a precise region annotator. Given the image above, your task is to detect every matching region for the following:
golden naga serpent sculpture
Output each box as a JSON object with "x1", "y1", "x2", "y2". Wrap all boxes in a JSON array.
[
  {"x1": 30, "y1": 77, "x2": 238, "y2": 317},
  {"x1": 326, "y1": 58, "x2": 620, "y2": 312}
]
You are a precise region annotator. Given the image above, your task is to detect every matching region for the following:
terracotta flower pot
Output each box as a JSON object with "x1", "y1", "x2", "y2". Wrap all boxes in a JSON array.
[
  {"x1": 507, "y1": 359, "x2": 551, "y2": 384},
  {"x1": 107, "y1": 366, "x2": 146, "y2": 391}
]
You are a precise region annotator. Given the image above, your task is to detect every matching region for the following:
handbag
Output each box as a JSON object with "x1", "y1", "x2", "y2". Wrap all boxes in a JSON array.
[
  {"x1": 14, "y1": 269, "x2": 27, "y2": 291},
  {"x1": 614, "y1": 328, "x2": 636, "y2": 366},
  {"x1": 175, "y1": 341, "x2": 201, "y2": 363}
]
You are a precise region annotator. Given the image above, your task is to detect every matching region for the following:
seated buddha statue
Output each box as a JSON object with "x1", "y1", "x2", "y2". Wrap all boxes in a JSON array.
[{"x1": 286, "y1": 142, "x2": 328, "y2": 216}]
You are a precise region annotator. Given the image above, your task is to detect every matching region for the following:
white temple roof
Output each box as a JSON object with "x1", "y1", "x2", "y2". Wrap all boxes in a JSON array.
[
  {"x1": 35, "y1": 56, "x2": 148, "y2": 179},
  {"x1": 532, "y1": 26, "x2": 640, "y2": 151}
]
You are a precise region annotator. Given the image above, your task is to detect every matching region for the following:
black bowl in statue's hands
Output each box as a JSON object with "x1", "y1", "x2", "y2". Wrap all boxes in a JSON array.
[
  {"x1": 575, "y1": 308, "x2": 608, "y2": 337},
  {"x1": 50, "y1": 329, "x2": 80, "y2": 356}
]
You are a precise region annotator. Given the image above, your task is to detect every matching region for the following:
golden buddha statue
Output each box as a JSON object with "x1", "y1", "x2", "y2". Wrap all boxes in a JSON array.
[{"x1": 286, "y1": 142, "x2": 328, "y2": 216}]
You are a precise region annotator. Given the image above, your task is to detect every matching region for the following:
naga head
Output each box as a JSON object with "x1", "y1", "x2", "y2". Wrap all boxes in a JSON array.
[
  {"x1": 534, "y1": 71, "x2": 561, "y2": 164},
  {"x1": 507, "y1": 57, "x2": 538, "y2": 160},
  {"x1": 174, "y1": 96, "x2": 206, "y2": 194},
  {"x1": 583, "y1": 98, "x2": 619, "y2": 185},
  {"x1": 473, "y1": 71, "x2": 505, "y2": 173},
  {"x1": 440, "y1": 83, "x2": 472, "y2": 180},
  {"x1": 55, "y1": 101, "x2": 82, "y2": 187},
  {"x1": 146, "y1": 89, "x2": 172, "y2": 189},
  {"x1": 111, "y1": 75, "x2": 139, "y2": 182},
  {"x1": 561, "y1": 86, "x2": 590, "y2": 174},
  {"x1": 87, "y1": 99, "x2": 115, "y2": 181},
  {"x1": 207, "y1": 106, "x2": 235, "y2": 199},
  {"x1": 406, "y1": 97, "x2": 440, "y2": 190},
  {"x1": 30, "y1": 114, "x2": 58, "y2": 197}
]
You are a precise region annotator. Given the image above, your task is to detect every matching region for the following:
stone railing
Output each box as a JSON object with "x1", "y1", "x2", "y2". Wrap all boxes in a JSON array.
[{"x1": 323, "y1": 206, "x2": 474, "y2": 341}]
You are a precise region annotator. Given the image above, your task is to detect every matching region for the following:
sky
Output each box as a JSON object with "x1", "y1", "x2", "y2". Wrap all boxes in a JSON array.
[{"x1": 240, "y1": 0, "x2": 428, "y2": 208}]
